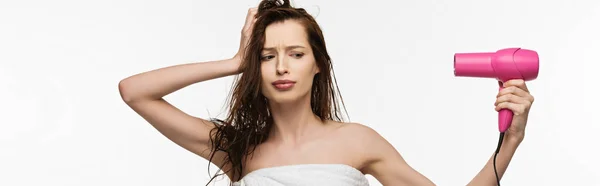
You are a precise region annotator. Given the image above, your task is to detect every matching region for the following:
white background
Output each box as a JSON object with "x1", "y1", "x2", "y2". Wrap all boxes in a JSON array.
[{"x1": 1, "y1": 0, "x2": 598, "y2": 185}]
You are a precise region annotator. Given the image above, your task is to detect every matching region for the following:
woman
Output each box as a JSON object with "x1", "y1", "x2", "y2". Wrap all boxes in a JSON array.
[{"x1": 118, "y1": 0, "x2": 535, "y2": 185}]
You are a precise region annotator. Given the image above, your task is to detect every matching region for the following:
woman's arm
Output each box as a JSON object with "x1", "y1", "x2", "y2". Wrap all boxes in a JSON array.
[
  {"x1": 362, "y1": 80, "x2": 533, "y2": 186},
  {"x1": 467, "y1": 134, "x2": 522, "y2": 186},
  {"x1": 360, "y1": 127, "x2": 522, "y2": 186},
  {"x1": 119, "y1": 57, "x2": 240, "y2": 103},
  {"x1": 118, "y1": 57, "x2": 240, "y2": 167},
  {"x1": 358, "y1": 125, "x2": 436, "y2": 186},
  {"x1": 118, "y1": 7, "x2": 259, "y2": 174},
  {"x1": 469, "y1": 79, "x2": 533, "y2": 185}
]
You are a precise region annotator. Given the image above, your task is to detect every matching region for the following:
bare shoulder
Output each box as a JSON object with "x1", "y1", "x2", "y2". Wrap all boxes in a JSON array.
[
  {"x1": 335, "y1": 122, "x2": 387, "y2": 145},
  {"x1": 338, "y1": 123, "x2": 383, "y2": 141},
  {"x1": 334, "y1": 122, "x2": 435, "y2": 185},
  {"x1": 332, "y1": 122, "x2": 393, "y2": 164}
]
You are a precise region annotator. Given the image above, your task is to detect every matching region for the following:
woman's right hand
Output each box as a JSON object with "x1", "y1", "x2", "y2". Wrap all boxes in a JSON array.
[{"x1": 233, "y1": 7, "x2": 258, "y2": 68}]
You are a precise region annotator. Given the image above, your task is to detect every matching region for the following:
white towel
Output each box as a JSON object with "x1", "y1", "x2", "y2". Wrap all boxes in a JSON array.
[{"x1": 232, "y1": 164, "x2": 370, "y2": 186}]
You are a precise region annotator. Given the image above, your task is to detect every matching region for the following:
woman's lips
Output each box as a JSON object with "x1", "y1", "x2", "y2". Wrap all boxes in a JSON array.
[{"x1": 272, "y1": 80, "x2": 296, "y2": 90}]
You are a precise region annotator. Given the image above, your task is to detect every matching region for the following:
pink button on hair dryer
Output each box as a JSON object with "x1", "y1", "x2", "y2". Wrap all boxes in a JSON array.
[{"x1": 454, "y1": 48, "x2": 539, "y2": 133}]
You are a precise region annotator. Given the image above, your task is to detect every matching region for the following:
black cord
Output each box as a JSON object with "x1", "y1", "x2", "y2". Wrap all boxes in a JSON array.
[{"x1": 494, "y1": 132, "x2": 505, "y2": 186}]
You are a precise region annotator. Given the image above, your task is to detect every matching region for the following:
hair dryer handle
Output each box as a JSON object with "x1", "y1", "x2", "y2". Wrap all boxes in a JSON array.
[{"x1": 498, "y1": 81, "x2": 513, "y2": 133}]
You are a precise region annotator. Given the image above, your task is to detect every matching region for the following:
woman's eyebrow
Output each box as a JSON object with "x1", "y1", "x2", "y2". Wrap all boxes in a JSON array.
[{"x1": 262, "y1": 45, "x2": 306, "y2": 52}]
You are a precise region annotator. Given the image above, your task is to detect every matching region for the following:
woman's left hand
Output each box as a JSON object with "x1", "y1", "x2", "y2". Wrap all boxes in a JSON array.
[{"x1": 494, "y1": 79, "x2": 535, "y2": 142}]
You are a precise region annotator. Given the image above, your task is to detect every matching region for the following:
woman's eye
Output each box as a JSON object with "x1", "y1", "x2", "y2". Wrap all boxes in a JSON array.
[
  {"x1": 261, "y1": 53, "x2": 303, "y2": 61},
  {"x1": 261, "y1": 55, "x2": 274, "y2": 61},
  {"x1": 292, "y1": 53, "x2": 304, "y2": 58}
]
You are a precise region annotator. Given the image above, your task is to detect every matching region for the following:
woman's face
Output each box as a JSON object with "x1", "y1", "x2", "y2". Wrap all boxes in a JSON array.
[{"x1": 260, "y1": 19, "x2": 320, "y2": 104}]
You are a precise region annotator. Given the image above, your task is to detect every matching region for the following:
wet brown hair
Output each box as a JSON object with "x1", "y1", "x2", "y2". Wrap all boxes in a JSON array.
[{"x1": 207, "y1": 0, "x2": 348, "y2": 184}]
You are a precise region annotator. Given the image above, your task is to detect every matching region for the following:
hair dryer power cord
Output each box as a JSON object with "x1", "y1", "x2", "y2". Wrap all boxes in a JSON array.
[{"x1": 494, "y1": 132, "x2": 505, "y2": 186}]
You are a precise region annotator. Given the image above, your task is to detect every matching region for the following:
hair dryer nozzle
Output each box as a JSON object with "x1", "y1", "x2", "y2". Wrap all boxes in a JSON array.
[{"x1": 454, "y1": 52, "x2": 497, "y2": 78}]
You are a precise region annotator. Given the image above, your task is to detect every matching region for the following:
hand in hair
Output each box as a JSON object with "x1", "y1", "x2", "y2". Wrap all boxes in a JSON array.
[{"x1": 234, "y1": 7, "x2": 258, "y2": 69}]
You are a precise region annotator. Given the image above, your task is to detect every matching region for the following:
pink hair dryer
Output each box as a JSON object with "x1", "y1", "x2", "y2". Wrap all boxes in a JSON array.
[{"x1": 454, "y1": 48, "x2": 539, "y2": 133}]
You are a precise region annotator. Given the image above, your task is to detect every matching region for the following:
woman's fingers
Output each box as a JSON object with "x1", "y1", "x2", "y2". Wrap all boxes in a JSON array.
[
  {"x1": 243, "y1": 8, "x2": 258, "y2": 34},
  {"x1": 497, "y1": 86, "x2": 534, "y2": 103},
  {"x1": 503, "y1": 79, "x2": 529, "y2": 92},
  {"x1": 495, "y1": 101, "x2": 530, "y2": 115},
  {"x1": 495, "y1": 93, "x2": 532, "y2": 105},
  {"x1": 495, "y1": 88, "x2": 533, "y2": 116}
]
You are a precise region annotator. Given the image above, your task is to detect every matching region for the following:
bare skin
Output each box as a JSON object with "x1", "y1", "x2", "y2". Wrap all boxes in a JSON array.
[{"x1": 119, "y1": 7, "x2": 534, "y2": 186}]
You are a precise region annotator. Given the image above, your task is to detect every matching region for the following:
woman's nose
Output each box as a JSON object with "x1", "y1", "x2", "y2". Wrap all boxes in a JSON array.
[{"x1": 276, "y1": 56, "x2": 289, "y2": 75}]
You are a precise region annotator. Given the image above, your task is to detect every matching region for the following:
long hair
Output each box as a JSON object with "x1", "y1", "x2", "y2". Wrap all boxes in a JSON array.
[{"x1": 207, "y1": 0, "x2": 348, "y2": 184}]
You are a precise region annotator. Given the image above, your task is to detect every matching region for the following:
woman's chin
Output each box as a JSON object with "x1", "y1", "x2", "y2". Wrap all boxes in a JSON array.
[
  {"x1": 264, "y1": 88, "x2": 311, "y2": 105},
  {"x1": 266, "y1": 93, "x2": 302, "y2": 105},
  {"x1": 269, "y1": 96, "x2": 298, "y2": 104}
]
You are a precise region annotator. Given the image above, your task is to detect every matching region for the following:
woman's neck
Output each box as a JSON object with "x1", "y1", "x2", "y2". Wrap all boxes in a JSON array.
[{"x1": 268, "y1": 95, "x2": 325, "y2": 145}]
